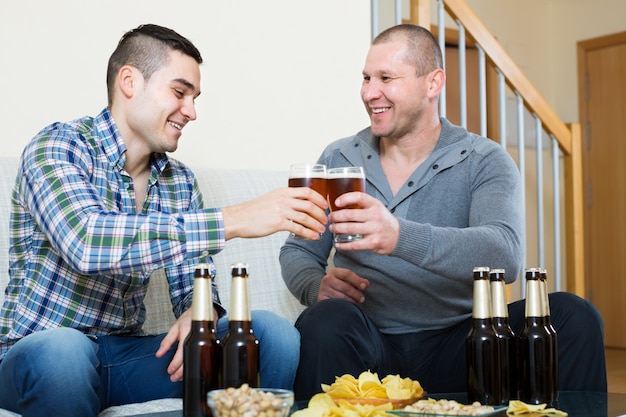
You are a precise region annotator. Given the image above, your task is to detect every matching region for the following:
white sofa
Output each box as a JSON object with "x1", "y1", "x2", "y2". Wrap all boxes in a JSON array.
[{"x1": 0, "y1": 156, "x2": 306, "y2": 416}]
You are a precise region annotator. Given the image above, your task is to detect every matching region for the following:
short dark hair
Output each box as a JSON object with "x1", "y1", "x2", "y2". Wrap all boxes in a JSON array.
[
  {"x1": 106, "y1": 24, "x2": 203, "y2": 106},
  {"x1": 373, "y1": 24, "x2": 443, "y2": 77}
]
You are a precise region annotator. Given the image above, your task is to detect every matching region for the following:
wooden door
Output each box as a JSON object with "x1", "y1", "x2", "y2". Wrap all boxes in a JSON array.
[{"x1": 578, "y1": 31, "x2": 626, "y2": 348}]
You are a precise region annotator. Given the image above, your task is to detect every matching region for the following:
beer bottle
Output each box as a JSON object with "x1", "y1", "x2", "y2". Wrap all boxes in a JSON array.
[
  {"x1": 222, "y1": 263, "x2": 260, "y2": 388},
  {"x1": 489, "y1": 268, "x2": 517, "y2": 402},
  {"x1": 519, "y1": 268, "x2": 556, "y2": 406},
  {"x1": 539, "y1": 268, "x2": 559, "y2": 405},
  {"x1": 183, "y1": 261, "x2": 223, "y2": 417},
  {"x1": 467, "y1": 266, "x2": 503, "y2": 405}
]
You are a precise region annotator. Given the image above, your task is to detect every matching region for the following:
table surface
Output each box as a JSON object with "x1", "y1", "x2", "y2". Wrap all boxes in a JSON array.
[{"x1": 133, "y1": 391, "x2": 626, "y2": 417}]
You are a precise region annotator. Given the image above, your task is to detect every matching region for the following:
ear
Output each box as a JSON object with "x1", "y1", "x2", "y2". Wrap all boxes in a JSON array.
[
  {"x1": 118, "y1": 65, "x2": 138, "y2": 99},
  {"x1": 426, "y1": 68, "x2": 446, "y2": 99}
]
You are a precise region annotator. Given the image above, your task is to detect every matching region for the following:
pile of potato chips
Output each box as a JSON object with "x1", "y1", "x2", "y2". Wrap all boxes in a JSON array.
[
  {"x1": 321, "y1": 371, "x2": 425, "y2": 401},
  {"x1": 292, "y1": 371, "x2": 425, "y2": 417}
]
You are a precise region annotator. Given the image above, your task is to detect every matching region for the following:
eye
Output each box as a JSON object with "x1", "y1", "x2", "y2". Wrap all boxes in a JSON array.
[
  {"x1": 174, "y1": 89, "x2": 184, "y2": 98},
  {"x1": 381, "y1": 76, "x2": 391, "y2": 82},
  {"x1": 362, "y1": 75, "x2": 371, "y2": 82}
]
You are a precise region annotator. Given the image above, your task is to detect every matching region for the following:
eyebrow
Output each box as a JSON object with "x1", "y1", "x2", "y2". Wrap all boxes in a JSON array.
[{"x1": 173, "y1": 78, "x2": 201, "y2": 98}]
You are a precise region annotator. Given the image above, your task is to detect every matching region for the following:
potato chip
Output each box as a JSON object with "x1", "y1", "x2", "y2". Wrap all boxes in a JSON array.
[
  {"x1": 507, "y1": 400, "x2": 568, "y2": 416},
  {"x1": 381, "y1": 374, "x2": 424, "y2": 400},
  {"x1": 292, "y1": 393, "x2": 392, "y2": 417}
]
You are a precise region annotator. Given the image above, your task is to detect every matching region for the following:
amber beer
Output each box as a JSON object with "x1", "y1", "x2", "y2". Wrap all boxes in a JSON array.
[
  {"x1": 222, "y1": 263, "x2": 260, "y2": 388},
  {"x1": 288, "y1": 164, "x2": 327, "y2": 239},
  {"x1": 327, "y1": 166, "x2": 365, "y2": 243},
  {"x1": 467, "y1": 266, "x2": 503, "y2": 405},
  {"x1": 288, "y1": 177, "x2": 328, "y2": 198},
  {"x1": 183, "y1": 261, "x2": 223, "y2": 417},
  {"x1": 327, "y1": 176, "x2": 365, "y2": 211},
  {"x1": 288, "y1": 163, "x2": 327, "y2": 196}
]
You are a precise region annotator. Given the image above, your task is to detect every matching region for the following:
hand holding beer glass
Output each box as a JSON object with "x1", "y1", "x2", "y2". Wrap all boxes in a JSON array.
[
  {"x1": 327, "y1": 166, "x2": 366, "y2": 243},
  {"x1": 288, "y1": 163, "x2": 328, "y2": 239}
]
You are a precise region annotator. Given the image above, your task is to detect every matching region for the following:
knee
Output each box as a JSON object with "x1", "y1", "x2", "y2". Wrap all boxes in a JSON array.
[
  {"x1": 549, "y1": 292, "x2": 604, "y2": 336},
  {"x1": 9, "y1": 327, "x2": 98, "y2": 384},
  {"x1": 295, "y1": 299, "x2": 365, "y2": 340}
]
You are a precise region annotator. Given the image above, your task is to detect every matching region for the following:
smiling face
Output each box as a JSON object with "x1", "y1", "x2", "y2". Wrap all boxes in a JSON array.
[
  {"x1": 116, "y1": 49, "x2": 201, "y2": 155},
  {"x1": 360, "y1": 37, "x2": 441, "y2": 142}
]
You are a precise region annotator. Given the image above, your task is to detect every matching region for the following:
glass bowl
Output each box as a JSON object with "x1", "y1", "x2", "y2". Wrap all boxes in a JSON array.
[{"x1": 207, "y1": 385, "x2": 294, "y2": 417}]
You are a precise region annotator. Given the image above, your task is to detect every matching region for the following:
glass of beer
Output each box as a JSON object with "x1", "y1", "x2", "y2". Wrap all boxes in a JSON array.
[
  {"x1": 327, "y1": 166, "x2": 365, "y2": 243},
  {"x1": 288, "y1": 163, "x2": 328, "y2": 239}
]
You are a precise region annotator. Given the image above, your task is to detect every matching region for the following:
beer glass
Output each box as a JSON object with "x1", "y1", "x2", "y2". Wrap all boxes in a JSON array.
[
  {"x1": 288, "y1": 163, "x2": 327, "y2": 239},
  {"x1": 327, "y1": 166, "x2": 365, "y2": 243}
]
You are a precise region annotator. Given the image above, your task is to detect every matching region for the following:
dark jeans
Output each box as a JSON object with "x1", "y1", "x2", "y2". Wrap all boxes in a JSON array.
[{"x1": 294, "y1": 292, "x2": 607, "y2": 400}]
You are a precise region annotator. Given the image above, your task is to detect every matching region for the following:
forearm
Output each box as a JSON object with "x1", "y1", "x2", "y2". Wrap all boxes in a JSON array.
[{"x1": 279, "y1": 237, "x2": 332, "y2": 306}]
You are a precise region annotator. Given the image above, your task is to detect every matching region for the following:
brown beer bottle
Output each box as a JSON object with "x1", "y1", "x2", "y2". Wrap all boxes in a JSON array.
[
  {"x1": 183, "y1": 261, "x2": 223, "y2": 417},
  {"x1": 519, "y1": 268, "x2": 556, "y2": 406},
  {"x1": 489, "y1": 268, "x2": 517, "y2": 402},
  {"x1": 467, "y1": 266, "x2": 503, "y2": 405},
  {"x1": 222, "y1": 263, "x2": 260, "y2": 388},
  {"x1": 539, "y1": 268, "x2": 559, "y2": 405}
]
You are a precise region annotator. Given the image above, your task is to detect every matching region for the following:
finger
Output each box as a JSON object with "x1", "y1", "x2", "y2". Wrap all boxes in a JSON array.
[
  {"x1": 333, "y1": 191, "x2": 366, "y2": 210},
  {"x1": 168, "y1": 343, "x2": 185, "y2": 382},
  {"x1": 289, "y1": 187, "x2": 329, "y2": 209},
  {"x1": 156, "y1": 328, "x2": 178, "y2": 358}
]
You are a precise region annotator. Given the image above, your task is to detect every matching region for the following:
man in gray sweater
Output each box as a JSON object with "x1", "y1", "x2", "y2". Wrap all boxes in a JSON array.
[{"x1": 280, "y1": 24, "x2": 606, "y2": 400}]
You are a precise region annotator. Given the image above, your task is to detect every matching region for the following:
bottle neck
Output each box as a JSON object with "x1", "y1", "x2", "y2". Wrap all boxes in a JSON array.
[
  {"x1": 191, "y1": 277, "x2": 214, "y2": 321},
  {"x1": 525, "y1": 279, "x2": 543, "y2": 318},
  {"x1": 490, "y1": 280, "x2": 508, "y2": 318},
  {"x1": 472, "y1": 278, "x2": 492, "y2": 319},
  {"x1": 229, "y1": 276, "x2": 251, "y2": 321}
]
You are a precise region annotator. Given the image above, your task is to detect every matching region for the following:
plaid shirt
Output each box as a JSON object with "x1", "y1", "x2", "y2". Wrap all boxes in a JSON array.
[{"x1": 0, "y1": 108, "x2": 225, "y2": 360}]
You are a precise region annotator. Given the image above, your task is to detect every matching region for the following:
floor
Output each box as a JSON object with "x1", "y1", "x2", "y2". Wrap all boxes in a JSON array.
[{"x1": 607, "y1": 347, "x2": 626, "y2": 394}]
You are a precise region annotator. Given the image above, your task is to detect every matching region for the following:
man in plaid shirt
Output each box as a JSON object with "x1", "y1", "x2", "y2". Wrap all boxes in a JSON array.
[{"x1": 0, "y1": 24, "x2": 328, "y2": 417}]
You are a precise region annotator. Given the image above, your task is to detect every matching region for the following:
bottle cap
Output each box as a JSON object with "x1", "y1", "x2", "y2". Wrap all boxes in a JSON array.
[{"x1": 231, "y1": 262, "x2": 249, "y2": 277}]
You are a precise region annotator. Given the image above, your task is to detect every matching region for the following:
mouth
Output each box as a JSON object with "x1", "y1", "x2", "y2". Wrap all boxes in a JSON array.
[
  {"x1": 168, "y1": 120, "x2": 184, "y2": 131},
  {"x1": 371, "y1": 107, "x2": 390, "y2": 115}
]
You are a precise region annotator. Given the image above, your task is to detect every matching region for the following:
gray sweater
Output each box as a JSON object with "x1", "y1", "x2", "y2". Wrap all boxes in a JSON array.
[{"x1": 279, "y1": 118, "x2": 524, "y2": 334}]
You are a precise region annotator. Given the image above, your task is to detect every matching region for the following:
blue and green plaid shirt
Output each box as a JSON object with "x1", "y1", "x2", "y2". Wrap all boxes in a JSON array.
[{"x1": 0, "y1": 108, "x2": 225, "y2": 360}]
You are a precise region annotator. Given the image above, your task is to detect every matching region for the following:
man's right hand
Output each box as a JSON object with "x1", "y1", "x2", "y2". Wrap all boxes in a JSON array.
[
  {"x1": 222, "y1": 187, "x2": 328, "y2": 241},
  {"x1": 318, "y1": 267, "x2": 370, "y2": 304}
]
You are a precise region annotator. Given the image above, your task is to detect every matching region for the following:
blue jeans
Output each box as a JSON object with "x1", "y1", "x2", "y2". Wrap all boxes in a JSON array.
[{"x1": 0, "y1": 310, "x2": 299, "y2": 417}]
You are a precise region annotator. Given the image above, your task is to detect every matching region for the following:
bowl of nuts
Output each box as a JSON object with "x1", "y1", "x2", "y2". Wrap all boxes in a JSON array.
[{"x1": 207, "y1": 384, "x2": 294, "y2": 417}]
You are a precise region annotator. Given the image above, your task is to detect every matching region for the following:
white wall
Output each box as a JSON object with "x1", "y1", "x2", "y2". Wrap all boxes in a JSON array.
[
  {"x1": 4, "y1": 1, "x2": 623, "y2": 170},
  {"x1": 0, "y1": 0, "x2": 371, "y2": 170}
]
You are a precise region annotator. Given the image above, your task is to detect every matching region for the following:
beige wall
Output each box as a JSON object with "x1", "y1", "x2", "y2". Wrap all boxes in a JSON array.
[{"x1": 0, "y1": 0, "x2": 370, "y2": 170}]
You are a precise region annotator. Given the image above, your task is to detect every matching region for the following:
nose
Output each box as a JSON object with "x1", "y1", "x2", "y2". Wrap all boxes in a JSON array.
[
  {"x1": 181, "y1": 97, "x2": 197, "y2": 121},
  {"x1": 361, "y1": 80, "x2": 382, "y2": 103}
]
